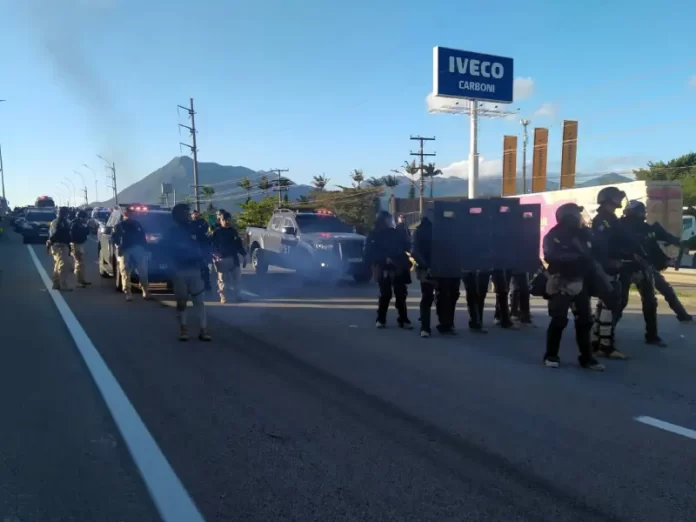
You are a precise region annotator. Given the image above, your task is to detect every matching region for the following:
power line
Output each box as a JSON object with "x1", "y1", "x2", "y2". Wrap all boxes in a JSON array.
[
  {"x1": 409, "y1": 135, "x2": 436, "y2": 216},
  {"x1": 269, "y1": 168, "x2": 289, "y2": 206},
  {"x1": 178, "y1": 97, "x2": 200, "y2": 212}
]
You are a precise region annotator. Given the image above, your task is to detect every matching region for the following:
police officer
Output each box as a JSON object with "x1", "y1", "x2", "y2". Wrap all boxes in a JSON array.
[
  {"x1": 462, "y1": 271, "x2": 490, "y2": 333},
  {"x1": 166, "y1": 203, "x2": 211, "y2": 342},
  {"x1": 543, "y1": 203, "x2": 604, "y2": 371},
  {"x1": 364, "y1": 210, "x2": 413, "y2": 329},
  {"x1": 590, "y1": 186, "x2": 628, "y2": 359},
  {"x1": 111, "y1": 206, "x2": 151, "y2": 301},
  {"x1": 210, "y1": 210, "x2": 247, "y2": 303},
  {"x1": 620, "y1": 200, "x2": 672, "y2": 345},
  {"x1": 191, "y1": 209, "x2": 213, "y2": 291},
  {"x1": 624, "y1": 201, "x2": 692, "y2": 323},
  {"x1": 47, "y1": 207, "x2": 75, "y2": 291},
  {"x1": 510, "y1": 272, "x2": 533, "y2": 324},
  {"x1": 70, "y1": 210, "x2": 92, "y2": 288},
  {"x1": 396, "y1": 214, "x2": 411, "y2": 243}
]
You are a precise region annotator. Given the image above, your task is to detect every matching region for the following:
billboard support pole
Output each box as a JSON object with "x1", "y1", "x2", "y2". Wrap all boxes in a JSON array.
[{"x1": 468, "y1": 101, "x2": 479, "y2": 199}]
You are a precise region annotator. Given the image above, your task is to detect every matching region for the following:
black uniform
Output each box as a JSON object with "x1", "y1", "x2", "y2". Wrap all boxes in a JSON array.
[
  {"x1": 70, "y1": 217, "x2": 90, "y2": 245},
  {"x1": 48, "y1": 215, "x2": 72, "y2": 245},
  {"x1": 111, "y1": 218, "x2": 147, "y2": 253},
  {"x1": 619, "y1": 208, "x2": 662, "y2": 344},
  {"x1": 462, "y1": 271, "x2": 491, "y2": 332},
  {"x1": 211, "y1": 225, "x2": 246, "y2": 263},
  {"x1": 192, "y1": 217, "x2": 212, "y2": 290},
  {"x1": 543, "y1": 212, "x2": 603, "y2": 370},
  {"x1": 411, "y1": 217, "x2": 460, "y2": 335},
  {"x1": 364, "y1": 213, "x2": 412, "y2": 328},
  {"x1": 509, "y1": 272, "x2": 532, "y2": 323}
]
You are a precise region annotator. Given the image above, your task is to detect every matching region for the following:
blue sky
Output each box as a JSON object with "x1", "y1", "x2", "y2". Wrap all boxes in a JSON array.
[{"x1": 1, "y1": 0, "x2": 695, "y2": 206}]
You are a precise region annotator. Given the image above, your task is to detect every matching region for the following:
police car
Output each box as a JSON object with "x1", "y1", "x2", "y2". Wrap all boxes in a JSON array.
[
  {"x1": 18, "y1": 207, "x2": 56, "y2": 244},
  {"x1": 246, "y1": 208, "x2": 371, "y2": 282},
  {"x1": 98, "y1": 204, "x2": 174, "y2": 291}
]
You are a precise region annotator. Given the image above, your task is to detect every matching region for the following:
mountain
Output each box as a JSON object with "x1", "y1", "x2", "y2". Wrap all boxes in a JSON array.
[{"x1": 95, "y1": 156, "x2": 634, "y2": 211}]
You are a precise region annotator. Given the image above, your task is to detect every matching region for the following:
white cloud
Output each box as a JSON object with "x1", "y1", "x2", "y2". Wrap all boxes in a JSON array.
[
  {"x1": 513, "y1": 77, "x2": 535, "y2": 101},
  {"x1": 533, "y1": 102, "x2": 559, "y2": 119},
  {"x1": 689, "y1": 75, "x2": 696, "y2": 87},
  {"x1": 440, "y1": 156, "x2": 503, "y2": 179}
]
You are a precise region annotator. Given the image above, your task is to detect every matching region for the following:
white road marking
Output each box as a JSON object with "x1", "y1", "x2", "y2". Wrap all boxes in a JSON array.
[
  {"x1": 27, "y1": 246, "x2": 206, "y2": 522},
  {"x1": 634, "y1": 416, "x2": 696, "y2": 441},
  {"x1": 241, "y1": 289, "x2": 260, "y2": 298}
]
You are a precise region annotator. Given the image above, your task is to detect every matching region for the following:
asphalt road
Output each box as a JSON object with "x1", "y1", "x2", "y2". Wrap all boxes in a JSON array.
[{"x1": 2, "y1": 230, "x2": 696, "y2": 522}]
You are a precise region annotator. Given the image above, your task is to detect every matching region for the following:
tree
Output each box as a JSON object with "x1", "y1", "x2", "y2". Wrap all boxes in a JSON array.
[
  {"x1": 312, "y1": 187, "x2": 377, "y2": 234},
  {"x1": 634, "y1": 152, "x2": 696, "y2": 206},
  {"x1": 402, "y1": 161, "x2": 419, "y2": 199},
  {"x1": 382, "y1": 174, "x2": 400, "y2": 197},
  {"x1": 423, "y1": 163, "x2": 443, "y2": 198},
  {"x1": 350, "y1": 169, "x2": 365, "y2": 189},
  {"x1": 201, "y1": 185, "x2": 215, "y2": 212},
  {"x1": 366, "y1": 176, "x2": 385, "y2": 187},
  {"x1": 235, "y1": 197, "x2": 276, "y2": 228},
  {"x1": 258, "y1": 175, "x2": 272, "y2": 196},
  {"x1": 238, "y1": 176, "x2": 253, "y2": 202},
  {"x1": 312, "y1": 174, "x2": 330, "y2": 191},
  {"x1": 297, "y1": 195, "x2": 311, "y2": 204}
]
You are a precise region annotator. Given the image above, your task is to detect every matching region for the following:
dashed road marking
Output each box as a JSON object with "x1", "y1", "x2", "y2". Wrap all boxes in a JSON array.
[
  {"x1": 634, "y1": 416, "x2": 696, "y2": 441},
  {"x1": 27, "y1": 246, "x2": 206, "y2": 522}
]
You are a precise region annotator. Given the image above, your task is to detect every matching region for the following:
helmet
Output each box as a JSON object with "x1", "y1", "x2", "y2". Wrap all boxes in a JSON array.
[
  {"x1": 77, "y1": 210, "x2": 88, "y2": 219},
  {"x1": 57, "y1": 206, "x2": 69, "y2": 219},
  {"x1": 555, "y1": 202, "x2": 584, "y2": 228},
  {"x1": 375, "y1": 210, "x2": 395, "y2": 229},
  {"x1": 596, "y1": 186, "x2": 627, "y2": 207},
  {"x1": 623, "y1": 199, "x2": 646, "y2": 219},
  {"x1": 171, "y1": 203, "x2": 191, "y2": 225}
]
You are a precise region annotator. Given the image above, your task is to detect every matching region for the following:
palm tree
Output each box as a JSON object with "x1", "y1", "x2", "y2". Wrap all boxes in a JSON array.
[
  {"x1": 382, "y1": 174, "x2": 400, "y2": 197},
  {"x1": 312, "y1": 174, "x2": 330, "y2": 191},
  {"x1": 258, "y1": 175, "x2": 272, "y2": 196},
  {"x1": 423, "y1": 163, "x2": 443, "y2": 198},
  {"x1": 365, "y1": 176, "x2": 385, "y2": 187},
  {"x1": 201, "y1": 185, "x2": 215, "y2": 211},
  {"x1": 350, "y1": 169, "x2": 365, "y2": 189},
  {"x1": 402, "y1": 161, "x2": 419, "y2": 199},
  {"x1": 238, "y1": 176, "x2": 253, "y2": 202}
]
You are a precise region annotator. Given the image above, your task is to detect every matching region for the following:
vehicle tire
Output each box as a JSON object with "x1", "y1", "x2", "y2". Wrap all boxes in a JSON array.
[{"x1": 252, "y1": 247, "x2": 268, "y2": 275}]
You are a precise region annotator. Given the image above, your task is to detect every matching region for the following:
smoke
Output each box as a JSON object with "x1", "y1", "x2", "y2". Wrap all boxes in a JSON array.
[{"x1": 24, "y1": 0, "x2": 133, "y2": 191}]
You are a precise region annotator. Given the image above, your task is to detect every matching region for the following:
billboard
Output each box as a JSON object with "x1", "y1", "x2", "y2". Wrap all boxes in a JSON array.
[
  {"x1": 560, "y1": 120, "x2": 578, "y2": 189},
  {"x1": 161, "y1": 183, "x2": 173, "y2": 195},
  {"x1": 502, "y1": 135, "x2": 518, "y2": 196},
  {"x1": 531, "y1": 127, "x2": 549, "y2": 193},
  {"x1": 432, "y1": 47, "x2": 514, "y2": 104}
]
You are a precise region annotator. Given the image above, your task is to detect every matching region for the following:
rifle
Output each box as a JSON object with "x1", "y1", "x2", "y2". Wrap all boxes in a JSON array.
[{"x1": 674, "y1": 242, "x2": 689, "y2": 272}]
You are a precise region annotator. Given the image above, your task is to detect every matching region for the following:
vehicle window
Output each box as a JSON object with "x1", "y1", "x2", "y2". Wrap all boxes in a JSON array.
[
  {"x1": 94, "y1": 211, "x2": 110, "y2": 221},
  {"x1": 683, "y1": 217, "x2": 693, "y2": 230},
  {"x1": 132, "y1": 212, "x2": 173, "y2": 232},
  {"x1": 295, "y1": 214, "x2": 352, "y2": 233},
  {"x1": 270, "y1": 217, "x2": 280, "y2": 230},
  {"x1": 283, "y1": 218, "x2": 294, "y2": 228},
  {"x1": 26, "y1": 212, "x2": 55, "y2": 222}
]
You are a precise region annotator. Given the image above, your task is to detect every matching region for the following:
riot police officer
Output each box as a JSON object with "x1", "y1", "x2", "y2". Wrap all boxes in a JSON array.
[
  {"x1": 590, "y1": 186, "x2": 628, "y2": 359},
  {"x1": 620, "y1": 200, "x2": 670, "y2": 345},
  {"x1": 191, "y1": 209, "x2": 213, "y2": 291},
  {"x1": 543, "y1": 203, "x2": 604, "y2": 371},
  {"x1": 364, "y1": 210, "x2": 413, "y2": 329}
]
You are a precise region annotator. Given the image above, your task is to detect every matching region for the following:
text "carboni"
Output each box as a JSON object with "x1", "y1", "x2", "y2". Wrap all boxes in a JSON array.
[{"x1": 448, "y1": 57, "x2": 504, "y2": 79}]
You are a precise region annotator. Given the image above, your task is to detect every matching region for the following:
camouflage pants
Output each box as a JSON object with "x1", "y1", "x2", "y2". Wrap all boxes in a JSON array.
[{"x1": 51, "y1": 244, "x2": 75, "y2": 290}]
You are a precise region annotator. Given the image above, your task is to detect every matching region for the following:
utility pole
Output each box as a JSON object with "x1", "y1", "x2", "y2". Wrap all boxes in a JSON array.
[
  {"x1": 98, "y1": 155, "x2": 118, "y2": 205},
  {"x1": 178, "y1": 98, "x2": 200, "y2": 212},
  {"x1": 0, "y1": 144, "x2": 5, "y2": 205},
  {"x1": 83, "y1": 164, "x2": 99, "y2": 203},
  {"x1": 270, "y1": 168, "x2": 289, "y2": 206},
  {"x1": 409, "y1": 135, "x2": 436, "y2": 217},
  {"x1": 520, "y1": 119, "x2": 531, "y2": 194}
]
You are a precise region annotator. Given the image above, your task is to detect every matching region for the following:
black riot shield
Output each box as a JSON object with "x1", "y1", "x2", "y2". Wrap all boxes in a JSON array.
[
  {"x1": 516, "y1": 203, "x2": 542, "y2": 273},
  {"x1": 489, "y1": 198, "x2": 521, "y2": 270},
  {"x1": 431, "y1": 199, "x2": 496, "y2": 277}
]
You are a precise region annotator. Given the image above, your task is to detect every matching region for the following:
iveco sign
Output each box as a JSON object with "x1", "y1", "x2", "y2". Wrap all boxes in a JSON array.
[{"x1": 433, "y1": 46, "x2": 514, "y2": 104}]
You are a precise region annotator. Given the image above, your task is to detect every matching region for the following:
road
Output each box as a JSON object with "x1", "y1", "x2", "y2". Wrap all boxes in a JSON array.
[{"x1": 1, "y1": 230, "x2": 696, "y2": 522}]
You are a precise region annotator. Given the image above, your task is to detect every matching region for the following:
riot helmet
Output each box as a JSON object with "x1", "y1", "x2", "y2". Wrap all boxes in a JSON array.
[
  {"x1": 172, "y1": 203, "x2": 191, "y2": 225},
  {"x1": 555, "y1": 202, "x2": 584, "y2": 228},
  {"x1": 375, "y1": 210, "x2": 395, "y2": 230},
  {"x1": 623, "y1": 199, "x2": 647, "y2": 220},
  {"x1": 596, "y1": 186, "x2": 626, "y2": 209},
  {"x1": 77, "y1": 210, "x2": 88, "y2": 220}
]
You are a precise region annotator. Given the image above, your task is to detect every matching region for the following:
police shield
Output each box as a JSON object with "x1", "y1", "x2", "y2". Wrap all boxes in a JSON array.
[
  {"x1": 431, "y1": 199, "x2": 496, "y2": 276},
  {"x1": 489, "y1": 198, "x2": 521, "y2": 270},
  {"x1": 516, "y1": 203, "x2": 542, "y2": 273}
]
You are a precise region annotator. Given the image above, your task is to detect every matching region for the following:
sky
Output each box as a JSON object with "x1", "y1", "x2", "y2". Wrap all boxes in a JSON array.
[{"x1": 1, "y1": 0, "x2": 695, "y2": 206}]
